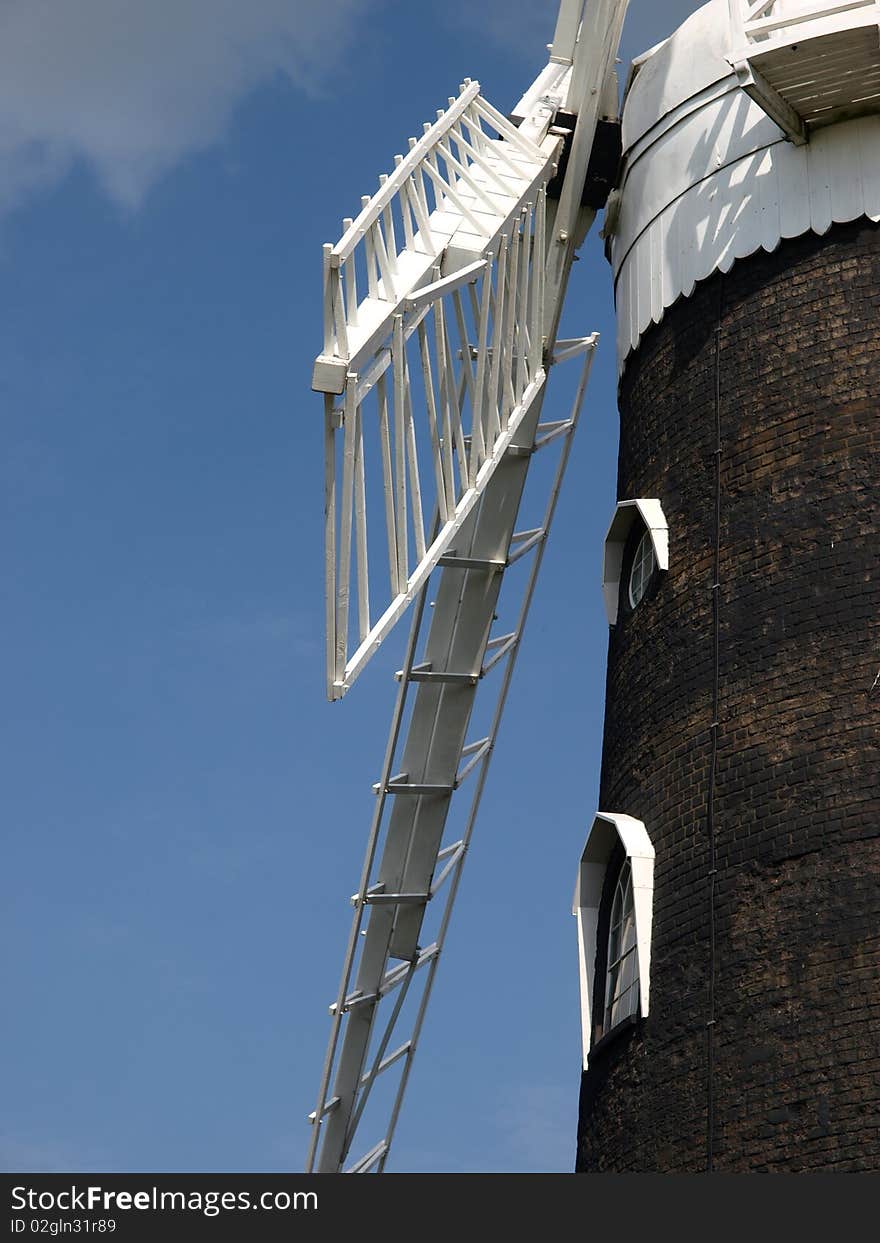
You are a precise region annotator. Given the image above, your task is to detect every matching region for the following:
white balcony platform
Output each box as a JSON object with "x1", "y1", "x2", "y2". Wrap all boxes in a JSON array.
[{"x1": 728, "y1": 1, "x2": 880, "y2": 141}]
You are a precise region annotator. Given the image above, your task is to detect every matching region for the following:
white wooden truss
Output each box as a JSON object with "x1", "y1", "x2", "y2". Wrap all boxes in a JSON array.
[
  {"x1": 315, "y1": 81, "x2": 561, "y2": 699},
  {"x1": 728, "y1": 0, "x2": 880, "y2": 142}
]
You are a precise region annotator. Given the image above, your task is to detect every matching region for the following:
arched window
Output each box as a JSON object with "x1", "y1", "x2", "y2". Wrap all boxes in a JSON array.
[
  {"x1": 603, "y1": 858, "x2": 640, "y2": 1032},
  {"x1": 602, "y1": 498, "x2": 668, "y2": 625},
  {"x1": 573, "y1": 813, "x2": 655, "y2": 1066},
  {"x1": 627, "y1": 528, "x2": 656, "y2": 611}
]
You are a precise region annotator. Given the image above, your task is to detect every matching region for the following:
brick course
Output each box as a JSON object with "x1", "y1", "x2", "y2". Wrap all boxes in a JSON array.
[{"x1": 576, "y1": 218, "x2": 880, "y2": 1172}]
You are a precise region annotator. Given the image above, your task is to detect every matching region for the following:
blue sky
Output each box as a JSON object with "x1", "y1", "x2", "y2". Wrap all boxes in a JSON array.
[{"x1": 2, "y1": 1, "x2": 698, "y2": 1174}]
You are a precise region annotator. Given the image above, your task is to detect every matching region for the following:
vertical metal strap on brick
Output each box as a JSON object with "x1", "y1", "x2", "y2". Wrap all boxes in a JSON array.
[{"x1": 705, "y1": 274, "x2": 725, "y2": 1173}]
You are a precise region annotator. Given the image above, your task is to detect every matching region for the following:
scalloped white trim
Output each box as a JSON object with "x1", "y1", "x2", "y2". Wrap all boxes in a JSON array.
[{"x1": 613, "y1": 93, "x2": 880, "y2": 371}]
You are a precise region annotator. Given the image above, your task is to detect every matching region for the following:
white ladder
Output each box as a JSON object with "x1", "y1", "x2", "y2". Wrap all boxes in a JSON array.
[
  {"x1": 307, "y1": 336, "x2": 596, "y2": 1173},
  {"x1": 307, "y1": 0, "x2": 631, "y2": 1172}
]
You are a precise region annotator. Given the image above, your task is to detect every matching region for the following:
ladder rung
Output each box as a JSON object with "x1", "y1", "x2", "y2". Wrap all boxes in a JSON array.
[
  {"x1": 409, "y1": 670, "x2": 478, "y2": 685},
  {"x1": 455, "y1": 739, "x2": 491, "y2": 785},
  {"x1": 385, "y1": 780, "x2": 455, "y2": 796},
  {"x1": 507, "y1": 528, "x2": 545, "y2": 565},
  {"x1": 437, "y1": 553, "x2": 506, "y2": 571},
  {"x1": 372, "y1": 771, "x2": 407, "y2": 793},
  {"x1": 534, "y1": 418, "x2": 574, "y2": 451},
  {"x1": 482, "y1": 633, "x2": 517, "y2": 675},
  {"x1": 430, "y1": 843, "x2": 466, "y2": 898},
  {"x1": 329, "y1": 990, "x2": 378, "y2": 1016},
  {"x1": 485, "y1": 630, "x2": 517, "y2": 651},
  {"x1": 344, "y1": 991, "x2": 378, "y2": 1011},
  {"x1": 395, "y1": 667, "x2": 478, "y2": 685},
  {"x1": 379, "y1": 943, "x2": 439, "y2": 997},
  {"x1": 307, "y1": 1095, "x2": 341, "y2": 1123},
  {"x1": 345, "y1": 1140, "x2": 388, "y2": 1175},
  {"x1": 350, "y1": 883, "x2": 385, "y2": 907},
  {"x1": 553, "y1": 336, "x2": 597, "y2": 364},
  {"x1": 360, "y1": 1041, "x2": 412, "y2": 1087},
  {"x1": 363, "y1": 891, "x2": 430, "y2": 906}
]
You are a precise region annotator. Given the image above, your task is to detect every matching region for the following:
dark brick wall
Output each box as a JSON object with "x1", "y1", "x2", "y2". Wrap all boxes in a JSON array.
[{"x1": 577, "y1": 218, "x2": 880, "y2": 1172}]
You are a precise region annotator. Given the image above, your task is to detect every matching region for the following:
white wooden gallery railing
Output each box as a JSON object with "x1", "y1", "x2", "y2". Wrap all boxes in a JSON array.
[
  {"x1": 731, "y1": 0, "x2": 878, "y2": 46},
  {"x1": 728, "y1": 1, "x2": 880, "y2": 140},
  {"x1": 312, "y1": 80, "x2": 561, "y2": 699}
]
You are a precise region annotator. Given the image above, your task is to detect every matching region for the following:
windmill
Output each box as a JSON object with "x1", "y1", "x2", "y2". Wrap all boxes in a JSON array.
[{"x1": 306, "y1": 0, "x2": 631, "y2": 1174}]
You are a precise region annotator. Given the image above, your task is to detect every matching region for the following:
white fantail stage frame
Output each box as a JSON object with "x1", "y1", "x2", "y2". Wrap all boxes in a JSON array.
[{"x1": 315, "y1": 83, "x2": 558, "y2": 701}]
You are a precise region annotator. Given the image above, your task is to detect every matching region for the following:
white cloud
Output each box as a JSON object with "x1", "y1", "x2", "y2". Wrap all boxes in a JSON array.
[{"x1": 0, "y1": 0, "x2": 370, "y2": 214}]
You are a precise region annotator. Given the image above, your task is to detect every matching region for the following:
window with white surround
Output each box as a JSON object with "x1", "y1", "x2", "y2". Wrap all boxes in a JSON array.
[
  {"x1": 573, "y1": 814, "x2": 655, "y2": 1066},
  {"x1": 603, "y1": 857, "x2": 639, "y2": 1032},
  {"x1": 602, "y1": 499, "x2": 668, "y2": 625}
]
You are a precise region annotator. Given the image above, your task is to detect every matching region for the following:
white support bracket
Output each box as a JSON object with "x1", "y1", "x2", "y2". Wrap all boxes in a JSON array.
[
  {"x1": 728, "y1": 58, "x2": 808, "y2": 144},
  {"x1": 727, "y1": 0, "x2": 880, "y2": 139}
]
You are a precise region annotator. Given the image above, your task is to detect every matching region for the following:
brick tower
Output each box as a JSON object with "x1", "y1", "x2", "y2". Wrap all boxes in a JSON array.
[{"x1": 574, "y1": 0, "x2": 880, "y2": 1172}]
